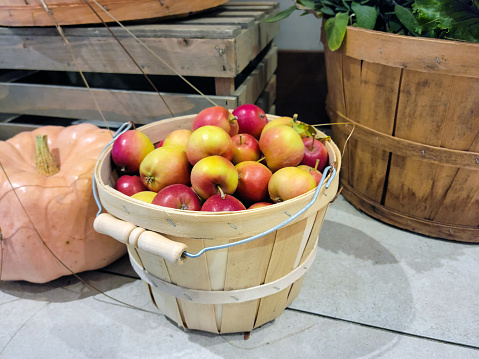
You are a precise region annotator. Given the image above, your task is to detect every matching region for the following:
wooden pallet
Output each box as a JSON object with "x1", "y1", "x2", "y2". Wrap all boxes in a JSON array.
[{"x1": 0, "y1": 1, "x2": 279, "y2": 136}]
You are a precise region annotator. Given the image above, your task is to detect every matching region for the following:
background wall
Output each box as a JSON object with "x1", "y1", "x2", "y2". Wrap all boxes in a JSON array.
[
  {"x1": 237, "y1": 0, "x2": 324, "y2": 51},
  {"x1": 243, "y1": 0, "x2": 329, "y2": 124}
]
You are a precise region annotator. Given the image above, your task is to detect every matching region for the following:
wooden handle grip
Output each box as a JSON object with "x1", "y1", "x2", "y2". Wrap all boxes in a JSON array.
[
  {"x1": 137, "y1": 231, "x2": 187, "y2": 264},
  {"x1": 93, "y1": 213, "x2": 187, "y2": 264},
  {"x1": 93, "y1": 213, "x2": 136, "y2": 243}
]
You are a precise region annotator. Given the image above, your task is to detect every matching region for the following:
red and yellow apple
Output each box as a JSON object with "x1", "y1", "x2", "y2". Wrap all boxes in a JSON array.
[
  {"x1": 300, "y1": 137, "x2": 329, "y2": 173},
  {"x1": 201, "y1": 194, "x2": 246, "y2": 212},
  {"x1": 190, "y1": 155, "x2": 238, "y2": 200},
  {"x1": 152, "y1": 184, "x2": 201, "y2": 211},
  {"x1": 114, "y1": 174, "x2": 147, "y2": 196},
  {"x1": 234, "y1": 161, "x2": 272, "y2": 204},
  {"x1": 192, "y1": 106, "x2": 239, "y2": 136},
  {"x1": 248, "y1": 202, "x2": 273, "y2": 209},
  {"x1": 111, "y1": 130, "x2": 154, "y2": 173},
  {"x1": 185, "y1": 125, "x2": 234, "y2": 166},
  {"x1": 268, "y1": 166, "x2": 316, "y2": 203},
  {"x1": 259, "y1": 125, "x2": 305, "y2": 172},
  {"x1": 139, "y1": 146, "x2": 191, "y2": 192},
  {"x1": 297, "y1": 164, "x2": 323, "y2": 186},
  {"x1": 231, "y1": 133, "x2": 261, "y2": 164},
  {"x1": 162, "y1": 129, "x2": 192, "y2": 151}
]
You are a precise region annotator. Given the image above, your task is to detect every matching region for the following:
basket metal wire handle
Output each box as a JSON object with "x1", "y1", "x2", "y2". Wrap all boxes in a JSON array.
[{"x1": 91, "y1": 122, "x2": 337, "y2": 262}]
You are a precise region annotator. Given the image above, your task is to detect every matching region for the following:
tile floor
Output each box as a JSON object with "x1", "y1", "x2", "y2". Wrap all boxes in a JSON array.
[{"x1": 0, "y1": 195, "x2": 478, "y2": 359}]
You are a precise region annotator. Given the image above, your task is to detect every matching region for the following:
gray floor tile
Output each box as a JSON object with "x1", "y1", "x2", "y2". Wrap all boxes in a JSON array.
[
  {"x1": 290, "y1": 196, "x2": 479, "y2": 347},
  {"x1": 1, "y1": 195, "x2": 478, "y2": 358}
]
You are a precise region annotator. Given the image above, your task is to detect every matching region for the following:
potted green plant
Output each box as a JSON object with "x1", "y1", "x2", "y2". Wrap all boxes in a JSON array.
[{"x1": 268, "y1": 1, "x2": 479, "y2": 242}]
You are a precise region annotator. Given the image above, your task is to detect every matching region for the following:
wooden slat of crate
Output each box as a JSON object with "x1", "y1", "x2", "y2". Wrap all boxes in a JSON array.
[
  {"x1": 0, "y1": 46, "x2": 277, "y2": 125},
  {"x1": 234, "y1": 46, "x2": 277, "y2": 105},
  {"x1": 0, "y1": 3, "x2": 279, "y2": 78}
]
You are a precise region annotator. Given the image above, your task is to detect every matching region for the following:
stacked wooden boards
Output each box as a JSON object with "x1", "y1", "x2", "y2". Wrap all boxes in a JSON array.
[
  {"x1": 93, "y1": 113, "x2": 342, "y2": 333},
  {"x1": 322, "y1": 26, "x2": 479, "y2": 242},
  {"x1": 0, "y1": 1, "x2": 279, "y2": 135}
]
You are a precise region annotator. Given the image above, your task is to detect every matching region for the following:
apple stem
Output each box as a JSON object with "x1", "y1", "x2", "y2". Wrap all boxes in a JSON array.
[
  {"x1": 257, "y1": 157, "x2": 265, "y2": 163},
  {"x1": 129, "y1": 121, "x2": 137, "y2": 130},
  {"x1": 216, "y1": 185, "x2": 226, "y2": 199},
  {"x1": 293, "y1": 114, "x2": 298, "y2": 122},
  {"x1": 145, "y1": 176, "x2": 155, "y2": 184},
  {"x1": 309, "y1": 137, "x2": 315, "y2": 152},
  {"x1": 315, "y1": 159, "x2": 320, "y2": 171},
  {"x1": 239, "y1": 134, "x2": 243, "y2": 145}
]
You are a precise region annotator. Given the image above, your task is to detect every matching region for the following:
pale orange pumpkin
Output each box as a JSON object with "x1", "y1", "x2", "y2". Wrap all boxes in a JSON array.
[{"x1": 0, "y1": 124, "x2": 127, "y2": 283}]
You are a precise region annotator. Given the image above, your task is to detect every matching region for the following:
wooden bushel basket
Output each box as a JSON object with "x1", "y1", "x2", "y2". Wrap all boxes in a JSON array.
[
  {"x1": 93, "y1": 113, "x2": 341, "y2": 334},
  {"x1": 323, "y1": 27, "x2": 479, "y2": 243}
]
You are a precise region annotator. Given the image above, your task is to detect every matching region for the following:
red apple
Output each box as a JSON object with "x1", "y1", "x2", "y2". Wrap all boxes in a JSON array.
[
  {"x1": 232, "y1": 104, "x2": 268, "y2": 139},
  {"x1": 162, "y1": 129, "x2": 192, "y2": 150},
  {"x1": 259, "y1": 125, "x2": 305, "y2": 172},
  {"x1": 114, "y1": 175, "x2": 147, "y2": 196},
  {"x1": 111, "y1": 130, "x2": 154, "y2": 174},
  {"x1": 234, "y1": 161, "x2": 272, "y2": 204},
  {"x1": 268, "y1": 167, "x2": 316, "y2": 203},
  {"x1": 231, "y1": 134, "x2": 261, "y2": 164},
  {"x1": 297, "y1": 164, "x2": 323, "y2": 186},
  {"x1": 190, "y1": 156, "x2": 238, "y2": 200},
  {"x1": 192, "y1": 106, "x2": 239, "y2": 136},
  {"x1": 152, "y1": 184, "x2": 201, "y2": 211},
  {"x1": 156, "y1": 139, "x2": 165, "y2": 148},
  {"x1": 139, "y1": 146, "x2": 191, "y2": 192},
  {"x1": 185, "y1": 125, "x2": 234, "y2": 166},
  {"x1": 300, "y1": 137, "x2": 329, "y2": 173},
  {"x1": 248, "y1": 202, "x2": 273, "y2": 209},
  {"x1": 201, "y1": 194, "x2": 246, "y2": 212}
]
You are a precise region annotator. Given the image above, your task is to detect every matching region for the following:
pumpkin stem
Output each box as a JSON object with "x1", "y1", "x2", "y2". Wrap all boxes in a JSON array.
[{"x1": 35, "y1": 135, "x2": 60, "y2": 176}]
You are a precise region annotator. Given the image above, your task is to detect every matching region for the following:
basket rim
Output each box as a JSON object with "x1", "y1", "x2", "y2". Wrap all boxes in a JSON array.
[{"x1": 322, "y1": 26, "x2": 479, "y2": 79}]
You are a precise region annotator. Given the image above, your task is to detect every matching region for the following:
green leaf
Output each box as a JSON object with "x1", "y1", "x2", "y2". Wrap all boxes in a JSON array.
[
  {"x1": 320, "y1": 6, "x2": 337, "y2": 16},
  {"x1": 297, "y1": 0, "x2": 316, "y2": 10},
  {"x1": 351, "y1": 2, "x2": 378, "y2": 29},
  {"x1": 325, "y1": 12, "x2": 349, "y2": 51},
  {"x1": 395, "y1": 4, "x2": 419, "y2": 36},
  {"x1": 413, "y1": 0, "x2": 479, "y2": 42},
  {"x1": 264, "y1": 5, "x2": 297, "y2": 22}
]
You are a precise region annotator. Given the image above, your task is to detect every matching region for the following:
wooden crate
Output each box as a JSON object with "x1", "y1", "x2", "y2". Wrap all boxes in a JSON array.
[
  {"x1": 0, "y1": 1, "x2": 279, "y2": 134},
  {"x1": 323, "y1": 26, "x2": 479, "y2": 243}
]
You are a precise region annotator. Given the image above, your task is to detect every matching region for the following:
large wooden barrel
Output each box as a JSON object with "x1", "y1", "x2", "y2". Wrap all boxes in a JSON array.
[
  {"x1": 322, "y1": 26, "x2": 479, "y2": 243},
  {"x1": 0, "y1": 0, "x2": 227, "y2": 27}
]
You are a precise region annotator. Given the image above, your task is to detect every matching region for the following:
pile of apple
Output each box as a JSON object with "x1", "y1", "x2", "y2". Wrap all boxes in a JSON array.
[{"x1": 111, "y1": 104, "x2": 329, "y2": 212}]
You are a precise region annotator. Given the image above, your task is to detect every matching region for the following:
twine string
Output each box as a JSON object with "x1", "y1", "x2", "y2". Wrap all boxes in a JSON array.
[
  {"x1": 40, "y1": 0, "x2": 113, "y2": 136},
  {"x1": 84, "y1": 0, "x2": 220, "y2": 108},
  {"x1": 80, "y1": 0, "x2": 176, "y2": 118}
]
